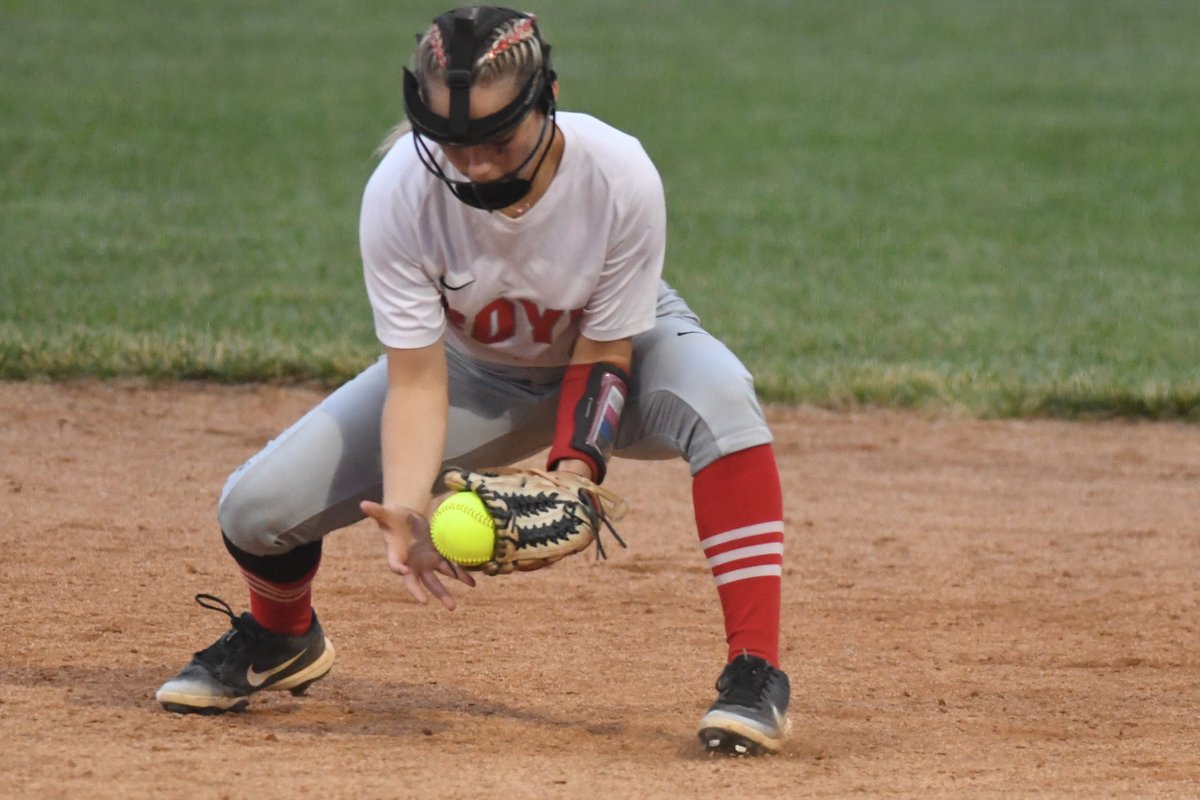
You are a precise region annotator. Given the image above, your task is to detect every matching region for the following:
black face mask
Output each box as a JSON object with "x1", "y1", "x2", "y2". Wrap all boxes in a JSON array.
[
  {"x1": 410, "y1": 105, "x2": 556, "y2": 212},
  {"x1": 402, "y1": 7, "x2": 558, "y2": 212}
]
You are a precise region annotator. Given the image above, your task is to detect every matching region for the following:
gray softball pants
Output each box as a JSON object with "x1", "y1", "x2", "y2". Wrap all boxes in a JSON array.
[{"x1": 219, "y1": 283, "x2": 773, "y2": 557}]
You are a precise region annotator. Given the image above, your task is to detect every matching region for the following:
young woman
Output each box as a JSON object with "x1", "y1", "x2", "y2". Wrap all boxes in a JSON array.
[{"x1": 157, "y1": 5, "x2": 789, "y2": 756}]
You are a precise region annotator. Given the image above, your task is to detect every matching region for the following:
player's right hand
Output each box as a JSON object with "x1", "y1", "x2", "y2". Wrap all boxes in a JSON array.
[{"x1": 360, "y1": 500, "x2": 476, "y2": 610}]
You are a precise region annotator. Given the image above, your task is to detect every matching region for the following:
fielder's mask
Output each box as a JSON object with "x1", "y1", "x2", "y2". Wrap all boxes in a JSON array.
[{"x1": 403, "y1": 6, "x2": 557, "y2": 212}]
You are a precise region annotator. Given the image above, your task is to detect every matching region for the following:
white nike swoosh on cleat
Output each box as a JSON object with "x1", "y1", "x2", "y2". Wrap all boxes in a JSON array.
[{"x1": 246, "y1": 650, "x2": 306, "y2": 688}]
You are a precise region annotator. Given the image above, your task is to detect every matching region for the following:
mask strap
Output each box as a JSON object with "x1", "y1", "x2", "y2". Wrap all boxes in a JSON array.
[
  {"x1": 517, "y1": 107, "x2": 557, "y2": 186},
  {"x1": 447, "y1": 13, "x2": 475, "y2": 139},
  {"x1": 412, "y1": 132, "x2": 458, "y2": 190}
]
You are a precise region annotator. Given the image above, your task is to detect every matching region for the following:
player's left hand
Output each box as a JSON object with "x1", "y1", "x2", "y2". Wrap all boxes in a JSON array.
[
  {"x1": 360, "y1": 500, "x2": 476, "y2": 610},
  {"x1": 440, "y1": 467, "x2": 630, "y2": 574}
]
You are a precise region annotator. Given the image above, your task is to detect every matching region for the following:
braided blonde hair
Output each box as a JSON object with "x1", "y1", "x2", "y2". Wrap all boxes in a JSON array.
[{"x1": 376, "y1": 10, "x2": 548, "y2": 156}]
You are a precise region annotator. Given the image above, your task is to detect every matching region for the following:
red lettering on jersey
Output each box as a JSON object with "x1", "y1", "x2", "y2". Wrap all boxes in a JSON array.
[
  {"x1": 442, "y1": 298, "x2": 586, "y2": 346},
  {"x1": 472, "y1": 298, "x2": 516, "y2": 343},
  {"x1": 520, "y1": 300, "x2": 563, "y2": 344}
]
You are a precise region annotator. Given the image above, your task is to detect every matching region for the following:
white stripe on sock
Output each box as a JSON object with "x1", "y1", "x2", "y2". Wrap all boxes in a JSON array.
[
  {"x1": 241, "y1": 572, "x2": 311, "y2": 603},
  {"x1": 700, "y1": 521, "x2": 784, "y2": 552},
  {"x1": 707, "y1": 542, "x2": 784, "y2": 569},
  {"x1": 713, "y1": 564, "x2": 783, "y2": 586}
]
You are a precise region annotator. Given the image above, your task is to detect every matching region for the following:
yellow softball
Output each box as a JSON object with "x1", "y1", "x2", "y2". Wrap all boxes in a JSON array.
[{"x1": 429, "y1": 491, "x2": 496, "y2": 567}]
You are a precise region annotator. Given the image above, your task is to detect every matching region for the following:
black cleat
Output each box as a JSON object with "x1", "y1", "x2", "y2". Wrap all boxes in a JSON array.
[
  {"x1": 697, "y1": 654, "x2": 791, "y2": 755},
  {"x1": 156, "y1": 594, "x2": 335, "y2": 714}
]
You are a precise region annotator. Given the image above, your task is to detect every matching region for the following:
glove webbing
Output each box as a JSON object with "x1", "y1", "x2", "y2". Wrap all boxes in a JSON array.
[{"x1": 489, "y1": 485, "x2": 628, "y2": 560}]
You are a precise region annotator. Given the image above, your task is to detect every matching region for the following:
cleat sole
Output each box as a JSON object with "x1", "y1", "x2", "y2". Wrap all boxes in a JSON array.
[
  {"x1": 699, "y1": 726, "x2": 772, "y2": 756},
  {"x1": 697, "y1": 707, "x2": 790, "y2": 755},
  {"x1": 159, "y1": 698, "x2": 250, "y2": 715}
]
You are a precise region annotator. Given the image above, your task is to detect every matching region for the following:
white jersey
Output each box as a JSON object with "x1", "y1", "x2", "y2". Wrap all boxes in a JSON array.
[{"x1": 360, "y1": 112, "x2": 666, "y2": 367}]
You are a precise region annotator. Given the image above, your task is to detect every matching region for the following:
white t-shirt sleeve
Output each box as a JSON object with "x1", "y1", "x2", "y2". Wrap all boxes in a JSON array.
[
  {"x1": 578, "y1": 146, "x2": 666, "y2": 342},
  {"x1": 360, "y1": 151, "x2": 446, "y2": 350}
]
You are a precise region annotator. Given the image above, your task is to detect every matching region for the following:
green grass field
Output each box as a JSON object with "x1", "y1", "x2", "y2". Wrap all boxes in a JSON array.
[{"x1": 2, "y1": 0, "x2": 1198, "y2": 417}]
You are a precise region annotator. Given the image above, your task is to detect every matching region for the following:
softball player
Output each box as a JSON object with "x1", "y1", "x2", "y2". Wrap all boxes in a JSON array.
[{"x1": 157, "y1": 5, "x2": 789, "y2": 755}]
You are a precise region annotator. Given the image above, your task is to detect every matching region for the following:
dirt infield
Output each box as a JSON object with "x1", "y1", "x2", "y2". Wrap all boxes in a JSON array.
[{"x1": 2, "y1": 381, "x2": 1198, "y2": 799}]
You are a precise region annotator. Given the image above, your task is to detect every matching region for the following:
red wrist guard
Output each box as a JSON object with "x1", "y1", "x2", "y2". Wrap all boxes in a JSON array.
[{"x1": 546, "y1": 361, "x2": 630, "y2": 483}]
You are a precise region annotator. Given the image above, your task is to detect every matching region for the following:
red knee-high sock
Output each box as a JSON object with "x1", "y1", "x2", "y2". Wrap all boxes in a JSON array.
[
  {"x1": 241, "y1": 563, "x2": 319, "y2": 636},
  {"x1": 692, "y1": 444, "x2": 784, "y2": 667}
]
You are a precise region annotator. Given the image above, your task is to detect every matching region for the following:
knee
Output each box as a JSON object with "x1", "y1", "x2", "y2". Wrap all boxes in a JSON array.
[{"x1": 217, "y1": 473, "x2": 295, "y2": 557}]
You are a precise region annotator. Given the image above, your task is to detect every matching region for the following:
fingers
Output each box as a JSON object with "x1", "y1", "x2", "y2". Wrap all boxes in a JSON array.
[
  {"x1": 436, "y1": 560, "x2": 478, "y2": 588},
  {"x1": 400, "y1": 566, "x2": 470, "y2": 609},
  {"x1": 381, "y1": 527, "x2": 412, "y2": 576},
  {"x1": 365, "y1": 499, "x2": 473, "y2": 609},
  {"x1": 456, "y1": 566, "x2": 477, "y2": 588},
  {"x1": 365, "y1": 502, "x2": 422, "y2": 576},
  {"x1": 387, "y1": 552, "x2": 411, "y2": 576},
  {"x1": 360, "y1": 500, "x2": 390, "y2": 528},
  {"x1": 402, "y1": 572, "x2": 429, "y2": 605},
  {"x1": 402, "y1": 568, "x2": 466, "y2": 611},
  {"x1": 421, "y1": 571, "x2": 458, "y2": 611}
]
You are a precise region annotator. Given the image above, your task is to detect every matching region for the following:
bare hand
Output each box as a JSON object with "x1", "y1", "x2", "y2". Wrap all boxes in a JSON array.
[{"x1": 360, "y1": 500, "x2": 476, "y2": 610}]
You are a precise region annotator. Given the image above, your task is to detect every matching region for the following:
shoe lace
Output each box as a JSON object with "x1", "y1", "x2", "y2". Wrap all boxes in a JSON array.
[
  {"x1": 191, "y1": 593, "x2": 260, "y2": 666},
  {"x1": 715, "y1": 655, "x2": 775, "y2": 707}
]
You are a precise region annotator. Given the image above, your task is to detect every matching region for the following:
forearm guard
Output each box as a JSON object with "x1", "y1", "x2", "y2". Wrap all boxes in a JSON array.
[{"x1": 546, "y1": 361, "x2": 630, "y2": 483}]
